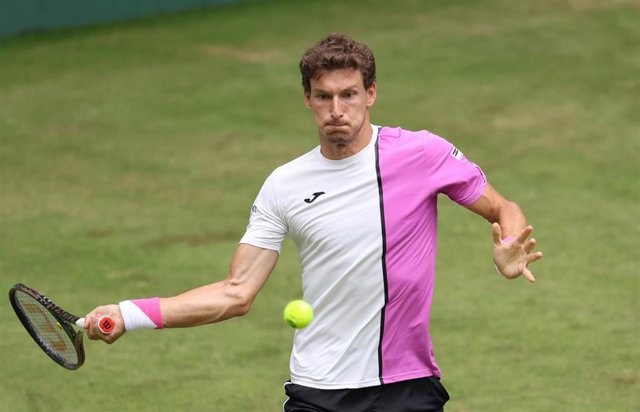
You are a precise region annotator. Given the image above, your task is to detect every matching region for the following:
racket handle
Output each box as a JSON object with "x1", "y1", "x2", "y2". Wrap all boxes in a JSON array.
[{"x1": 76, "y1": 316, "x2": 115, "y2": 335}]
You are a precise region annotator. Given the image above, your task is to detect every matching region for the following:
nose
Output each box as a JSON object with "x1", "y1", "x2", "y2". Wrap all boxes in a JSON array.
[{"x1": 330, "y1": 96, "x2": 343, "y2": 119}]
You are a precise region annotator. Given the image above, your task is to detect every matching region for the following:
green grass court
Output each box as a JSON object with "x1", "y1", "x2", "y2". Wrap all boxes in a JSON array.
[{"x1": 1, "y1": 0, "x2": 638, "y2": 410}]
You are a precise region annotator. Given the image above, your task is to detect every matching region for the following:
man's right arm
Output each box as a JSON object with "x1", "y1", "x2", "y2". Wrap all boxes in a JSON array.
[
  {"x1": 84, "y1": 243, "x2": 279, "y2": 342},
  {"x1": 161, "y1": 244, "x2": 279, "y2": 327}
]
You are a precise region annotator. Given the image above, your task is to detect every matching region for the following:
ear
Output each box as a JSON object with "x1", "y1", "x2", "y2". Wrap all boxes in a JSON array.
[
  {"x1": 366, "y1": 82, "x2": 377, "y2": 108},
  {"x1": 304, "y1": 90, "x2": 312, "y2": 109}
]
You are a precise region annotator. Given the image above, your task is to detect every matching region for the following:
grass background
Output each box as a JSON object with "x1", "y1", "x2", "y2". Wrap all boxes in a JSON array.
[{"x1": 1, "y1": 0, "x2": 638, "y2": 410}]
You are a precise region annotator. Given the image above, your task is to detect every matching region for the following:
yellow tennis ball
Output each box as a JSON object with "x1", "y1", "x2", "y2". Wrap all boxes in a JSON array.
[{"x1": 283, "y1": 300, "x2": 313, "y2": 329}]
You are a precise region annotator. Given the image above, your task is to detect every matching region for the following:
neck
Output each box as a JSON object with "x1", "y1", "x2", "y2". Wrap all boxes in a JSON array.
[{"x1": 319, "y1": 122, "x2": 373, "y2": 160}]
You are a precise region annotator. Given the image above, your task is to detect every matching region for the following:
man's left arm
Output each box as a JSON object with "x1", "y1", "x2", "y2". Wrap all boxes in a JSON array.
[{"x1": 465, "y1": 183, "x2": 543, "y2": 283}]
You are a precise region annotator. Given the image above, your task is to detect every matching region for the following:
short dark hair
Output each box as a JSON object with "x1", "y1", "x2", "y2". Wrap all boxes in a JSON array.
[{"x1": 299, "y1": 33, "x2": 376, "y2": 93}]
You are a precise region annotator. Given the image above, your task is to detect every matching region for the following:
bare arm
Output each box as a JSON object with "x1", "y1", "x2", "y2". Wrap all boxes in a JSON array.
[
  {"x1": 84, "y1": 243, "x2": 278, "y2": 342},
  {"x1": 161, "y1": 244, "x2": 279, "y2": 327},
  {"x1": 465, "y1": 183, "x2": 526, "y2": 237},
  {"x1": 466, "y1": 183, "x2": 543, "y2": 282}
]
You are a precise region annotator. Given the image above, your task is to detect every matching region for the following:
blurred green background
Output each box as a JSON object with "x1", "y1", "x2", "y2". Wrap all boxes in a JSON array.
[
  {"x1": 0, "y1": 0, "x2": 261, "y2": 38},
  {"x1": 1, "y1": 0, "x2": 638, "y2": 411}
]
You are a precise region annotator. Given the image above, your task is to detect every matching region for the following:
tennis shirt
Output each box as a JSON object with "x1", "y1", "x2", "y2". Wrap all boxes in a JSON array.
[{"x1": 240, "y1": 125, "x2": 487, "y2": 390}]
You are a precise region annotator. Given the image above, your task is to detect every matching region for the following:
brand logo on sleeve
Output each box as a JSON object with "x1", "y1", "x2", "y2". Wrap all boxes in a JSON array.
[
  {"x1": 304, "y1": 192, "x2": 326, "y2": 204},
  {"x1": 451, "y1": 147, "x2": 463, "y2": 160}
]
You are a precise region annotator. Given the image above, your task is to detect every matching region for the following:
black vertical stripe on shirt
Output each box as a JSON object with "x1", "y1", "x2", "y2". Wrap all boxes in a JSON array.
[{"x1": 373, "y1": 127, "x2": 389, "y2": 385}]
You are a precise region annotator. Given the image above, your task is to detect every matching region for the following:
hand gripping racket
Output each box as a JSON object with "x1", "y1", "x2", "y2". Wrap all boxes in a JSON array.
[{"x1": 9, "y1": 283, "x2": 115, "y2": 370}]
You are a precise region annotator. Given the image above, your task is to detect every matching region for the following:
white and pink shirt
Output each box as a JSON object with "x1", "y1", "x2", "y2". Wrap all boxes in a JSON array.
[{"x1": 240, "y1": 125, "x2": 487, "y2": 389}]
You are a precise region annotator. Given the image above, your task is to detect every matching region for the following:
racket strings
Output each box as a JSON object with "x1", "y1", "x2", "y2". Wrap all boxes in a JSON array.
[{"x1": 15, "y1": 293, "x2": 78, "y2": 363}]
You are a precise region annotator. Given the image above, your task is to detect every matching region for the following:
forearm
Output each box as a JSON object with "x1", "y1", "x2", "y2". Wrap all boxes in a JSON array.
[
  {"x1": 160, "y1": 279, "x2": 251, "y2": 328},
  {"x1": 160, "y1": 245, "x2": 279, "y2": 328},
  {"x1": 83, "y1": 244, "x2": 278, "y2": 342}
]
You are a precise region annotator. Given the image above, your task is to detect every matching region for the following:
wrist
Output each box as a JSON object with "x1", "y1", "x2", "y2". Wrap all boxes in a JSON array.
[{"x1": 119, "y1": 298, "x2": 164, "y2": 331}]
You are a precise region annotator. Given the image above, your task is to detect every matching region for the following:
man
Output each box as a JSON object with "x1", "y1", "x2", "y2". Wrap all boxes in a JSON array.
[{"x1": 84, "y1": 33, "x2": 543, "y2": 412}]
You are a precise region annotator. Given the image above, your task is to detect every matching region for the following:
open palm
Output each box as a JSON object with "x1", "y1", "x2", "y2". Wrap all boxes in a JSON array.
[{"x1": 492, "y1": 223, "x2": 543, "y2": 283}]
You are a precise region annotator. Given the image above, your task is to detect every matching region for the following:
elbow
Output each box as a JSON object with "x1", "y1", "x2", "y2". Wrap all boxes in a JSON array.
[
  {"x1": 231, "y1": 297, "x2": 252, "y2": 317},
  {"x1": 224, "y1": 282, "x2": 255, "y2": 318}
]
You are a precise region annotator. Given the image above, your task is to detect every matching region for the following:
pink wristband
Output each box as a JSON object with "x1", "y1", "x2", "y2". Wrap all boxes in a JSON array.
[{"x1": 119, "y1": 297, "x2": 164, "y2": 331}]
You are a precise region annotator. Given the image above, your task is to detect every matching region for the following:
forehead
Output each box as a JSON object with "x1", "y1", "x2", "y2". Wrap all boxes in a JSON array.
[{"x1": 310, "y1": 68, "x2": 365, "y2": 92}]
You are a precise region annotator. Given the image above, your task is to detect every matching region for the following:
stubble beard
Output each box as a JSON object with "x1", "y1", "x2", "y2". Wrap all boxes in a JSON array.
[{"x1": 326, "y1": 133, "x2": 351, "y2": 148}]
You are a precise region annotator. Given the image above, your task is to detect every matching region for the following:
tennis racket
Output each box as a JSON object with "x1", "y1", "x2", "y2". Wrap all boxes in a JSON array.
[{"x1": 9, "y1": 283, "x2": 115, "y2": 370}]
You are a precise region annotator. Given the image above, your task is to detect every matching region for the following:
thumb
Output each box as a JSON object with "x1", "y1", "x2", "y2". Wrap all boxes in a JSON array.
[{"x1": 492, "y1": 222, "x2": 503, "y2": 246}]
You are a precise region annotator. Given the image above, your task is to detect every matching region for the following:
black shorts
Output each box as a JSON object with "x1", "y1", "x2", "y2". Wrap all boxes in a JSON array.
[{"x1": 283, "y1": 376, "x2": 450, "y2": 412}]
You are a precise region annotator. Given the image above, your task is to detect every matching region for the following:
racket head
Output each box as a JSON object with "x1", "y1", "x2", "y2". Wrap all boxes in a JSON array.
[{"x1": 9, "y1": 283, "x2": 85, "y2": 370}]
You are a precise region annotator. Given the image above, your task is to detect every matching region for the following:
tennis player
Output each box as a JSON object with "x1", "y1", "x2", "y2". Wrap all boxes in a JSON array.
[{"x1": 84, "y1": 33, "x2": 543, "y2": 412}]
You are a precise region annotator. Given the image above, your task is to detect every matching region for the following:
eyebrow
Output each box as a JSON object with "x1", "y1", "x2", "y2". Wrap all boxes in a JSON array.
[{"x1": 312, "y1": 85, "x2": 359, "y2": 94}]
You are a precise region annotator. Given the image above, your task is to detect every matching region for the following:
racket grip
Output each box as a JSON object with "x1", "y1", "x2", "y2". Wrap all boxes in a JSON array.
[{"x1": 76, "y1": 316, "x2": 115, "y2": 335}]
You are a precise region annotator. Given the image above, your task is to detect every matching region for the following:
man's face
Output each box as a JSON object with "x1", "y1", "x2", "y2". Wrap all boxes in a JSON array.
[{"x1": 304, "y1": 69, "x2": 377, "y2": 148}]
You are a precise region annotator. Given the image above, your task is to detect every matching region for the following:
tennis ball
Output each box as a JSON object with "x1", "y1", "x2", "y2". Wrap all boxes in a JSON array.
[{"x1": 283, "y1": 300, "x2": 313, "y2": 329}]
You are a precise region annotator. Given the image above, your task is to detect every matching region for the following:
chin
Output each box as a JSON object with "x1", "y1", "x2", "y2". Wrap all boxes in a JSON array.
[{"x1": 328, "y1": 137, "x2": 349, "y2": 146}]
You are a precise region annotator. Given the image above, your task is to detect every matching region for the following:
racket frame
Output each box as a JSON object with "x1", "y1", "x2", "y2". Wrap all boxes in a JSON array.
[{"x1": 9, "y1": 283, "x2": 86, "y2": 370}]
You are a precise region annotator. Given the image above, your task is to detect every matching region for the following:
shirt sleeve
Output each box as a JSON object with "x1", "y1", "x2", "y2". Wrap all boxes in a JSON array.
[
  {"x1": 239, "y1": 173, "x2": 288, "y2": 253},
  {"x1": 423, "y1": 133, "x2": 487, "y2": 206}
]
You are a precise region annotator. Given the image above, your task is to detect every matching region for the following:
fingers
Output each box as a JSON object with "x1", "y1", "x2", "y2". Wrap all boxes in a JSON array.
[
  {"x1": 519, "y1": 250, "x2": 543, "y2": 283},
  {"x1": 524, "y1": 238, "x2": 536, "y2": 253},
  {"x1": 522, "y1": 267, "x2": 536, "y2": 283},
  {"x1": 82, "y1": 310, "x2": 99, "y2": 332},
  {"x1": 492, "y1": 222, "x2": 503, "y2": 246},
  {"x1": 492, "y1": 223, "x2": 543, "y2": 284},
  {"x1": 83, "y1": 304, "x2": 124, "y2": 344},
  {"x1": 494, "y1": 224, "x2": 535, "y2": 246},
  {"x1": 527, "y1": 251, "x2": 544, "y2": 264},
  {"x1": 85, "y1": 310, "x2": 106, "y2": 341},
  {"x1": 516, "y1": 225, "x2": 534, "y2": 243}
]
